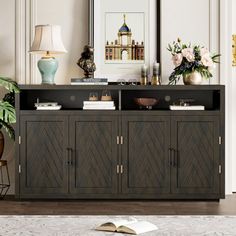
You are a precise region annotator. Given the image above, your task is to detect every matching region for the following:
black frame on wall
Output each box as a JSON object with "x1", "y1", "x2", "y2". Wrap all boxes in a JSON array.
[{"x1": 88, "y1": 0, "x2": 161, "y2": 63}]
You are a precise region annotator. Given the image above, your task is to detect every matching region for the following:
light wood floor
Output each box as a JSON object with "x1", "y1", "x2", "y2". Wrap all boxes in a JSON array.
[{"x1": 0, "y1": 195, "x2": 236, "y2": 215}]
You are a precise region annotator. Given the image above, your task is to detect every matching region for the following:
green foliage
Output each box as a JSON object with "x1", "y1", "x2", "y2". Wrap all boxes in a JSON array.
[
  {"x1": 0, "y1": 77, "x2": 20, "y2": 140},
  {"x1": 0, "y1": 119, "x2": 15, "y2": 140},
  {"x1": 0, "y1": 101, "x2": 16, "y2": 124},
  {"x1": 0, "y1": 77, "x2": 20, "y2": 93}
]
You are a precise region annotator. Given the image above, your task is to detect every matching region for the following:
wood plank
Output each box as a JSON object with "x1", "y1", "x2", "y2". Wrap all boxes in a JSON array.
[
  {"x1": 0, "y1": 195, "x2": 236, "y2": 215},
  {"x1": 18, "y1": 84, "x2": 225, "y2": 91}
]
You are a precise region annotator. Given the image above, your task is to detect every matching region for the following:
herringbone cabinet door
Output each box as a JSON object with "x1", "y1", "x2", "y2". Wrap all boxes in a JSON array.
[
  {"x1": 20, "y1": 116, "x2": 69, "y2": 196},
  {"x1": 69, "y1": 115, "x2": 118, "y2": 196},
  {"x1": 122, "y1": 115, "x2": 171, "y2": 195},
  {"x1": 171, "y1": 116, "x2": 220, "y2": 195}
]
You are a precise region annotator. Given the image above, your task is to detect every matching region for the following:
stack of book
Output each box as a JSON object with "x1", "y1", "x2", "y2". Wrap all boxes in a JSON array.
[
  {"x1": 35, "y1": 102, "x2": 62, "y2": 110},
  {"x1": 169, "y1": 105, "x2": 205, "y2": 110},
  {"x1": 71, "y1": 78, "x2": 108, "y2": 85},
  {"x1": 83, "y1": 101, "x2": 115, "y2": 110}
]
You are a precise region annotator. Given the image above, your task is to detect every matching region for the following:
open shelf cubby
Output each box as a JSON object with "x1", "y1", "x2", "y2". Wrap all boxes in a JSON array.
[{"x1": 17, "y1": 85, "x2": 224, "y2": 112}]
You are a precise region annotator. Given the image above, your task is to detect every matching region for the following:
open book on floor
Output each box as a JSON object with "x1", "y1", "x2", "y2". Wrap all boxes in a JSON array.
[{"x1": 96, "y1": 219, "x2": 158, "y2": 235}]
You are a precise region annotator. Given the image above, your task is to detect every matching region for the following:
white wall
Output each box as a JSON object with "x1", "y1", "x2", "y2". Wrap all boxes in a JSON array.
[
  {"x1": 0, "y1": 0, "x2": 234, "y2": 195},
  {"x1": 0, "y1": 0, "x2": 15, "y2": 78},
  {"x1": 34, "y1": 0, "x2": 87, "y2": 84},
  {"x1": 0, "y1": 0, "x2": 16, "y2": 194},
  {"x1": 16, "y1": 0, "x2": 88, "y2": 85},
  {"x1": 232, "y1": 0, "x2": 236, "y2": 192},
  {"x1": 161, "y1": 0, "x2": 220, "y2": 84}
]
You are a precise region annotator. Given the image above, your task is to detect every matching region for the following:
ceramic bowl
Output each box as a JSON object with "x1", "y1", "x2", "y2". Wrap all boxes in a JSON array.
[{"x1": 134, "y1": 98, "x2": 159, "y2": 110}]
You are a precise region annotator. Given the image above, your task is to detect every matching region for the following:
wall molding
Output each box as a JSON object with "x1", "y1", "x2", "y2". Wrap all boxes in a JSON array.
[
  {"x1": 220, "y1": 0, "x2": 233, "y2": 194},
  {"x1": 15, "y1": 0, "x2": 37, "y2": 84},
  {"x1": 29, "y1": 0, "x2": 38, "y2": 84},
  {"x1": 15, "y1": 0, "x2": 26, "y2": 84},
  {"x1": 209, "y1": 0, "x2": 220, "y2": 84}
]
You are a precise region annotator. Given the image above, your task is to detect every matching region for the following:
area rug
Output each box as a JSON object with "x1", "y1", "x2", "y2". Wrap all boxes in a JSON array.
[{"x1": 0, "y1": 215, "x2": 236, "y2": 236}]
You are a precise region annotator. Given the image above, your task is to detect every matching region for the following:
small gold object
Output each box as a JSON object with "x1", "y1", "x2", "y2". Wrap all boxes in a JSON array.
[
  {"x1": 151, "y1": 75, "x2": 160, "y2": 85},
  {"x1": 89, "y1": 92, "x2": 98, "y2": 101},
  {"x1": 101, "y1": 96, "x2": 112, "y2": 101},
  {"x1": 232, "y1": 35, "x2": 236, "y2": 66},
  {"x1": 151, "y1": 62, "x2": 161, "y2": 85},
  {"x1": 89, "y1": 96, "x2": 98, "y2": 101},
  {"x1": 101, "y1": 90, "x2": 112, "y2": 101},
  {"x1": 183, "y1": 71, "x2": 202, "y2": 85},
  {"x1": 140, "y1": 65, "x2": 148, "y2": 85},
  {"x1": 140, "y1": 76, "x2": 148, "y2": 85}
]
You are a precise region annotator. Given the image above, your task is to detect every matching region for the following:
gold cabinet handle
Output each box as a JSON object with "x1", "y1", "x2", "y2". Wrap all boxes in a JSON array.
[
  {"x1": 117, "y1": 136, "x2": 119, "y2": 145},
  {"x1": 116, "y1": 165, "x2": 119, "y2": 174},
  {"x1": 120, "y1": 165, "x2": 124, "y2": 174},
  {"x1": 120, "y1": 136, "x2": 124, "y2": 145}
]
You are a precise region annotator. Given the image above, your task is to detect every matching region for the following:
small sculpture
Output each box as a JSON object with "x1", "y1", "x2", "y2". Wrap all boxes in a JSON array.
[{"x1": 77, "y1": 45, "x2": 96, "y2": 78}]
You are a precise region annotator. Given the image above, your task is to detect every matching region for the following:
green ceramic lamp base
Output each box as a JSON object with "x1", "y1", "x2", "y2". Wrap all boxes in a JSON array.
[{"x1": 38, "y1": 57, "x2": 58, "y2": 84}]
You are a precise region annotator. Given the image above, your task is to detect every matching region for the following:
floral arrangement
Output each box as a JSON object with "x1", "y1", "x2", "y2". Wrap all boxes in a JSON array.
[{"x1": 167, "y1": 39, "x2": 220, "y2": 84}]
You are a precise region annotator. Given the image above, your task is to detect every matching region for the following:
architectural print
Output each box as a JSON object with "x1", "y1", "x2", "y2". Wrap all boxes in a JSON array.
[{"x1": 105, "y1": 14, "x2": 145, "y2": 62}]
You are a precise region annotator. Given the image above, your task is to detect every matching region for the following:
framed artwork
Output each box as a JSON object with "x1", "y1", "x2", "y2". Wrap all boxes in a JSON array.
[{"x1": 89, "y1": 0, "x2": 160, "y2": 81}]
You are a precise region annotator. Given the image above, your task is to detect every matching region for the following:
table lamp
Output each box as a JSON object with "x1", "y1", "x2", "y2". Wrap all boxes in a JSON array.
[{"x1": 30, "y1": 25, "x2": 67, "y2": 84}]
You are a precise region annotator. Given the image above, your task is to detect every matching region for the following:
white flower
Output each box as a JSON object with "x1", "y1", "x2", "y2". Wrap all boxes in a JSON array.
[
  {"x1": 172, "y1": 53, "x2": 183, "y2": 67},
  {"x1": 200, "y1": 47, "x2": 210, "y2": 57},
  {"x1": 201, "y1": 54, "x2": 214, "y2": 68},
  {"x1": 182, "y1": 48, "x2": 195, "y2": 62}
]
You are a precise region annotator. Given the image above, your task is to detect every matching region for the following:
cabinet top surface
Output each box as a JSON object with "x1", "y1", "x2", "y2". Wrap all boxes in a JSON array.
[{"x1": 19, "y1": 84, "x2": 225, "y2": 91}]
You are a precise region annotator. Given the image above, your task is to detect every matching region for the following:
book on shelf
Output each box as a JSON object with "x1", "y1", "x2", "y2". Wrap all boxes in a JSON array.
[
  {"x1": 83, "y1": 101, "x2": 114, "y2": 106},
  {"x1": 83, "y1": 101, "x2": 115, "y2": 110},
  {"x1": 35, "y1": 102, "x2": 58, "y2": 107},
  {"x1": 71, "y1": 78, "x2": 108, "y2": 85},
  {"x1": 36, "y1": 105, "x2": 62, "y2": 110},
  {"x1": 83, "y1": 106, "x2": 116, "y2": 110},
  {"x1": 34, "y1": 102, "x2": 62, "y2": 110},
  {"x1": 71, "y1": 82, "x2": 108, "y2": 85},
  {"x1": 96, "y1": 219, "x2": 158, "y2": 235},
  {"x1": 169, "y1": 105, "x2": 205, "y2": 110}
]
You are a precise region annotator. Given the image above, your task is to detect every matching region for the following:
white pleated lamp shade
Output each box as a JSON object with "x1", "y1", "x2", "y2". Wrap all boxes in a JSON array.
[{"x1": 30, "y1": 25, "x2": 67, "y2": 54}]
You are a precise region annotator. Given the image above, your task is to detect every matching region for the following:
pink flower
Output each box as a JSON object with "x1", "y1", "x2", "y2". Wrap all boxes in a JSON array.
[
  {"x1": 172, "y1": 53, "x2": 183, "y2": 67},
  {"x1": 201, "y1": 54, "x2": 214, "y2": 67},
  {"x1": 200, "y1": 47, "x2": 210, "y2": 57},
  {"x1": 182, "y1": 48, "x2": 195, "y2": 62}
]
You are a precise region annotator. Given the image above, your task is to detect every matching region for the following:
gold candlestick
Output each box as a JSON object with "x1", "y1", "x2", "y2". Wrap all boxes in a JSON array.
[
  {"x1": 140, "y1": 64, "x2": 148, "y2": 85},
  {"x1": 151, "y1": 61, "x2": 161, "y2": 85}
]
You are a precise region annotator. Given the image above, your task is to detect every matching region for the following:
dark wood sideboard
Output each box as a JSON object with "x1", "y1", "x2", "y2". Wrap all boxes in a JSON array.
[{"x1": 15, "y1": 85, "x2": 225, "y2": 200}]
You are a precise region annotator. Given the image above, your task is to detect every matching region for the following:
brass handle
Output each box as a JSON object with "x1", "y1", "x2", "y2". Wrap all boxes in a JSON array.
[
  {"x1": 116, "y1": 165, "x2": 124, "y2": 174},
  {"x1": 117, "y1": 136, "x2": 120, "y2": 145},
  {"x1": 120, "y1": 165, "x2": 123, "y2": 174},
  {"x1": 120, "y1": 136, "x2": 124, "y2": 145}
]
